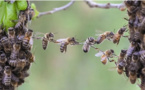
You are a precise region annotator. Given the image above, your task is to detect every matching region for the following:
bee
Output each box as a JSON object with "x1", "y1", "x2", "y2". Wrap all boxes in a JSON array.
[
  {"x1": 15, "y1": 10, "x2": 27, "y2": 30},
  {"x1": 82, "y1": 37, "x2": 96, "y2": 53},
  {"x1": 128, "y1": 52, "x2": 140, "y2": 84},
  {"x1": 22, "y1": 29, "x2": 33, "y2": 50},
  {"x1": 8, "y1": 27, "x2": 16, "y2": 44},
  {"x1": 2, "y1": 66, "x2": 11, "y2": 86},
  {"x1": 1, "y1": 37, "x2": 12, "y2": 53},
  {"x1": 26, "y1": 8, "x2": 35, "y2": 21},
  {"x1": 126, "y1": 41, "x2": 136, "y2": 58},
  {"x1": 116, "y1": 50, "x2": 127, "y2": 74},
  {"x1": 95, "y1": 49, "x2": 115, "y2": 65},
  {"x1": 42, "y1": 32, "x2": 54, "y2": 50},
  {"x1": 25, "y1": 50, "x2": 35, "y2": 63},
  {"x1": 113, "y1": 27, "x2": 126, "y2": 45},
  {"x1": 0, "y1": 66, "x2": 3, "y2": 81},
  {"x1": 96, "y1": 31, "x2": 114, "y2": 44},
  {"x1": 11, "y1": 73, "x2": 19, "y2": 87},
  {"x1": 0, "y1": 53, "x2": 7, "y2": 66},
  {"x1": 138, "y1": 50, "x2": 145, "y2": 66},
  {"x1": 13, "y1": 59, "x2": 26, "y2": 72},
  {"x1": 10, "y1": 42, "x2": 21, "y2": 60},
  {"x1": 56, "y1": 37, "x2": 79, "y2": 53},
  {"x1": 19, "y1": 71, "x2": 29, "y2": 79}
]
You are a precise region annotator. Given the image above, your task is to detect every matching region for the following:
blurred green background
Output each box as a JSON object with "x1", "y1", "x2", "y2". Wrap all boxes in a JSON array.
[{"x1": 18, "y1": 1, "x2": 140, "y2": 90}]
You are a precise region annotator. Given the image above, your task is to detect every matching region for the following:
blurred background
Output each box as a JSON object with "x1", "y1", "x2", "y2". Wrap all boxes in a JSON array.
[{"x1": 18, "y1": 1, "x2": 140, "y2": 90}]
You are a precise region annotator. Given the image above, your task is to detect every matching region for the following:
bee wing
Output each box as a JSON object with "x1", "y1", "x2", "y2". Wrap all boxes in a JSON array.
[
  {"x1": 56, "y1": 39, "x2": 66, "y2": 43},
  {"x1": 29, "y1": 38, "x2": 33, "y2": 46},
  {"x1": 95, "y1": 51, "x2": 104, "y2": 57}
]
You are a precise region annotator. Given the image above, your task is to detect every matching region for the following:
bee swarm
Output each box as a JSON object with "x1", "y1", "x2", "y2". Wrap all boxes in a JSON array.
[
  {"x1": 0, "y1": 8, "x2": 34, "y2": 90},
  {"x1": 123, "y1": 1, "x2": 145, "y2": 89}
]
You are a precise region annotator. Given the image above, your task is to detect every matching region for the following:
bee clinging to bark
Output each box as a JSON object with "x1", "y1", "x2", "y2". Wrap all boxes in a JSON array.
[
  {"x1": 2, "y1": 66, "x2": 11, "y2": 86},
  {"x1": 95, "y1": 49, "x2": 115, "y2": 65},
  {"x1": 113, "y1": 27, "x2": 127, "y2": 45},
  {"x1": 8, "y1": 27, "x2": 16, "y2": 44},
  {"x1": 56, "y1": 37, "x2": 79, "y2": 53},
  {"x1": 1, "y1": 37, "x2": 12, "y2": 54},
  {"x1": 42, "y1": 32, "x2": 54, "y2": 50},
  {"x1": 82, "y1": 37, "x2": 96, "y2": 53},
  {"x1": 129, "y1": 52, "x2": 141, "y2": 84},
  {"x1": 116, "y1": 50, "x2": 127, "y2": 74},
  {"x1": 96, "y1": 31, "x2": 114, "y2": 44},
  {"x1": 22, "y1": 29, "x2": 33, "y2": 50}
]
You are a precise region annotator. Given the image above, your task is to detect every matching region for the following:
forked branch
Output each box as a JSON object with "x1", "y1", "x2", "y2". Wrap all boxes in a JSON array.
[{"x1": 37, "y1": 0, "x2": 75, "y2": 18}]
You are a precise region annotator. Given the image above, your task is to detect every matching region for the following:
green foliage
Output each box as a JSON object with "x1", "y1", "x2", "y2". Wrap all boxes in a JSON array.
[
  {"x1": 0, "y1": 1, "x2": 39, "y2": 31},
  {"x1": 16, "y1": 1, "x2": 27, "y2": 10}
]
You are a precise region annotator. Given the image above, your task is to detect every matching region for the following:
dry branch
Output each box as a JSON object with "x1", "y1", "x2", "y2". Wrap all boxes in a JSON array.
[
  {"x1": 84, "y1": 0, "x2": 126, "y2": 11},
  {"x1": 37, "y1": 0, "x2": 75, "y2": 18}
]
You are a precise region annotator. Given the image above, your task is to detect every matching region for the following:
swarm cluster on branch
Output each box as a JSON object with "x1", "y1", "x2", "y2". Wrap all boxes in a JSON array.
[{"x1": 0, "y1": 2, "x2": 35, "y2": 90}]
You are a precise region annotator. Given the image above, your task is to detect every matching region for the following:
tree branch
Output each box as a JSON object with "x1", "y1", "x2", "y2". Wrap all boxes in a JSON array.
[
  {"x1": 84, "y1": 0, "x2": 126, "y2": 11},
  {"x1": 37, "y1": 0, "x2": 75, "y2": 18}
]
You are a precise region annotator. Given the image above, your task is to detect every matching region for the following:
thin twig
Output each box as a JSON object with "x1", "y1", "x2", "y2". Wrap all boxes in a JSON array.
[
  {"x1": 84, "y1": 0, "x2": 126, "y2": 11},
  {"x1": 37, "y1": 0, "x2": 75, "y2": 18}
]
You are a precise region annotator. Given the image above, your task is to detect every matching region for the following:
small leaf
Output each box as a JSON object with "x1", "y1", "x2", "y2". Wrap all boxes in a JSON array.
[
  {"x1": 3, "y1": 2, "x2": 18, "y2": 30},
  {"x1": 16, "y1": 0, "x2": 27, "y2": 10},
  {"x1": 31, "y1": 3, "x2": 39, "y2": 19}
]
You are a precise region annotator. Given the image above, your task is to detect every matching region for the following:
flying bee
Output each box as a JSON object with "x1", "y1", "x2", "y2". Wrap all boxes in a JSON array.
[
  {"x1": 128, "y1": 52, "x2": 140, "y2": 84},
  {"x1": 8, "y1": 27, "x2": 16, "y2": 44},
  {"x1": 22, "y1": 29, "x2": 33, "y2": 50},
  {"x1": 10, "y1": 41, "x2": 21, "y2": 60},
  {"x1": 82, "y1": 37, "x2": 96, "y2": 53},
  {"x1": 56, "y1": 37, "x2": 79, "y2": 53},
  {"x1": 13, "y1": 59, "x2": 26, "y2": 72},
  {"x1": 95, "y1": 49, "x2": 115, "y2": 65},
  {"x1": 116, "y1": 50, "x2": 127, "y2": 74},
  {"x1": 2, "y1": 66, "x2": 11, "y2": 86},
  {"x1": 0, "y1": 53, "x2": 7, "y2": 66},
  {"x1": 1, "y1": 37, "x2": 12, "y2": 53},
  {"x1": 42, "y1": 32, "x2": 54, "y2": 50},
  {"x1": 96, "y1": 31, "x2": 114, "y2": 44},
  {"x1": 33, "y1": 32, "x2": 55, "y2": 50},
  {"x1": 113, "y1": 27, "x2": 126, "y2": 45}
]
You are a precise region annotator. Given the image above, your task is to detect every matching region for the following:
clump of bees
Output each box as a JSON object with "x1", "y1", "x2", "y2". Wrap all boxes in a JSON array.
[{"x1": 0, "y1": 1, "x2": 35, "y2": 89}]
